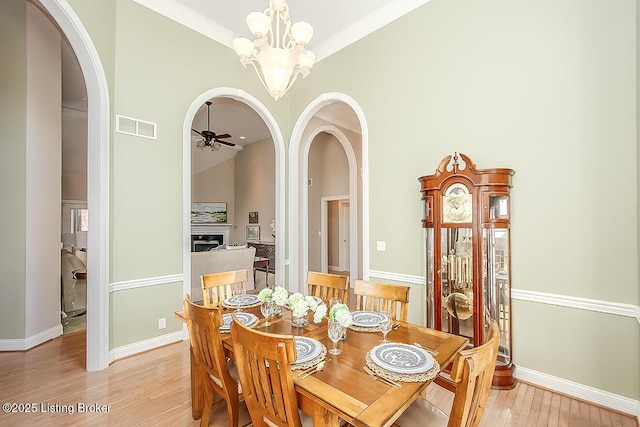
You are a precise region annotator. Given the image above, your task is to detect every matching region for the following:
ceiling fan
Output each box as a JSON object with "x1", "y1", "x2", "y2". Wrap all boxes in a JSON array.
[{"x1": 191, "y1": 101, "x2": 234, "y2": 150}]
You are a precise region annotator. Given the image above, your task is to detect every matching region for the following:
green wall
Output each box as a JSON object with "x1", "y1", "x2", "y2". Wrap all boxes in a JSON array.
[{"x1": 290, "y1": 0, "x2": 639, "y2": 399}]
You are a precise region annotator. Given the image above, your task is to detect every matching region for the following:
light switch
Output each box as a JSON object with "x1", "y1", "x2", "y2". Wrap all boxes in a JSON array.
[{"x1": 376, "y1": 241, "x2": 386, "y2": 251}]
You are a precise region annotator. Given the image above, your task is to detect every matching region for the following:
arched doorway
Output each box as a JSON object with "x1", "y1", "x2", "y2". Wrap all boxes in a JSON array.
[
  {"x1": 289, "y1": 93, "x2": 369, "y2": 292},
  {"x1": 40, "y1": 0, "x2": 110, "y2": 371},
  {"x1": 182, "y1": 88, "x2": 285, "y2": 312}
]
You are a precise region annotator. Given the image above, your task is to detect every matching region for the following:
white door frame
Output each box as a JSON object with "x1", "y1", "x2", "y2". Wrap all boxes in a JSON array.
[
  {"x1": 320, "y1": 196, "x2": 349, "y2": 273},
  {"x1": 338, "y1": 200, "x2": 350, "y2": 271},
  {"x1": 42, "y1": 0, "x2": 110, "y2": 371}
]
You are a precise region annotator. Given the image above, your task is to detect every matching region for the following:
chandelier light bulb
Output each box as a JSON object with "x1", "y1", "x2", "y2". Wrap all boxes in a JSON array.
[
  {"x1": 291, "y1": 22, "x2": 313, "y2": 45},
  {"x1": 297, "y1": 50, "x2": 315, "y2": 69},
  {"x1": 233, "y1": 37, "x2": 255, "y2": 58},
  {"x1": 247, "y1": 12, "x2": 271, "y2": 38}
]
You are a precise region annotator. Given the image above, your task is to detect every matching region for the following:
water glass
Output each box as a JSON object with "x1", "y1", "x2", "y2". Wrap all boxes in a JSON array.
[
  {"x1": 328, "y1": 320, "x2": 343, "y2": 355},
  {"x1": 260, "y1": 301, "x2": 273, "y2": 326},
  {"x1": 379, "y1": 311, "x2": 392, "y2": 343},
  {"x1": 233, "y1": 283, "x2": 245, "y2": 312}
]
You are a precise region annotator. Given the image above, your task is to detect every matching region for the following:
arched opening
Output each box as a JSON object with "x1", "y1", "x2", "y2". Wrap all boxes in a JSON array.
[
  {"x1": 289, "y1": 93, "x2": 369, "y2": 292},
  {"x1": 182, "y1": 88, "x2": 285, "y2": 314}
]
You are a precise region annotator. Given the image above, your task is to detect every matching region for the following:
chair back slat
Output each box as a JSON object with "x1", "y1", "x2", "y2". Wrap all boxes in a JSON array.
[
  {"x1": 353, "y1": 279, "x2": 409, "y2": 322},
  {"x1": 447, "y1": 321, "x2": 500, "y2": 427},
  {"x1": 201, "y1": 269, "x2": 248, "y2": 307},
  {"x1": 307, "y1": 271, "x2": 350, "y2": 305},
  {"x1": 231, "y1": 317, "x2": 303, "y2": 427}
]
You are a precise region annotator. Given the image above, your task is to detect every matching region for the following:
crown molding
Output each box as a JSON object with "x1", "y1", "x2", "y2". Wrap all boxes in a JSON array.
[{"x1": 134, "y1": 0, "x2": 237, "y2": 46}]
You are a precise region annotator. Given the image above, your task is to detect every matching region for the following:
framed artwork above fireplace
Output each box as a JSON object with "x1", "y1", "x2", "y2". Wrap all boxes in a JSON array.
[{"x1": 191, "y1": 202, "x2": 227, "y2": 223}]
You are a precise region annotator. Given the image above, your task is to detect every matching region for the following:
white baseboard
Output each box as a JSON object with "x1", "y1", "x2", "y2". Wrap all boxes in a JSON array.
[
  {"x1": 0, "y1": 324, "x2": 62, "y2": 351},
  {"x1": 516, "y1": 366, "x2": 640, "y2": 418},
  {"x1": 108, "y1": 330, "x2": 184, "y2": 363}
]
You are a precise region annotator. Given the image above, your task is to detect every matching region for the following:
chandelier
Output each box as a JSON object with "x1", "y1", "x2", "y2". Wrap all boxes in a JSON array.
[{"x1": 233, "y1": 0, "x2": 315, "y2": 100}]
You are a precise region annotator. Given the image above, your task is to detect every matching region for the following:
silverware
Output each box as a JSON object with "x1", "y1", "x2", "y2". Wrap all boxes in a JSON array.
[
  {"x1": 297, "y1": 359, "x2": 331, "y2": 378},
  {"x1": 363, "y1": 366, "x2": 401, "y2": 388},
  {"x1": 414, "y1": 342, "x2": 439, "y2": 356}
]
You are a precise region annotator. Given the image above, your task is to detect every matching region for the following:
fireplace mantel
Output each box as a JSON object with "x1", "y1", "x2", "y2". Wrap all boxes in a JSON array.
[{"x1": 191, "y1": 223, "x2": 233, "y2": 234}]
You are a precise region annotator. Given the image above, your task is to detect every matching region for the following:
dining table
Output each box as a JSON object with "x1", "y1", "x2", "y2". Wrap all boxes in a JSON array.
[{"x1": 175, "y1": 299, "x2": 468, "y2": 427}]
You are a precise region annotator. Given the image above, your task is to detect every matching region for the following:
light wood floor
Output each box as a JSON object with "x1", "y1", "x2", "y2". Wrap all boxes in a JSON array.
[{"x1": 0, "y1": 332, "x2": 636, "y2": 427}]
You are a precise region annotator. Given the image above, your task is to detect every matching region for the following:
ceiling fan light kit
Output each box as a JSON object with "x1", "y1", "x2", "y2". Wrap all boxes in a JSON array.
[{"x1": 233, "y1": 0, "x2": 315, "y2": 100}]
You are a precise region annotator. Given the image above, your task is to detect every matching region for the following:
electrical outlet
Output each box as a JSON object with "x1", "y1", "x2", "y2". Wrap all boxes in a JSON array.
[{"x1": 158, "y1": 318, "x2": 166, "y2": 330}]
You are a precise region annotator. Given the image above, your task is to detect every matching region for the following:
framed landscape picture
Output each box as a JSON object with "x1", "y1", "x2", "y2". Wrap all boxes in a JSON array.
[
  {"x1": 246, "y1": 225, "x2": 260, "y2": 241},
  {"x1": 191, "y1": 202, "x2": 227, "y2": 223}
]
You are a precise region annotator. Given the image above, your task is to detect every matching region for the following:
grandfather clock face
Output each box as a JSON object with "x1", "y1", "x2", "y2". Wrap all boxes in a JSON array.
[{"x1": 442, "y1": 183, "x2": 472, "y2": 223}]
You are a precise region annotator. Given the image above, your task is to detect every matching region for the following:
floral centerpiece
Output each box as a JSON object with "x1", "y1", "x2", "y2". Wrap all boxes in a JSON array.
[
  {"x1": 328, "y1": 303, "x2": 352, "y2": 328},
  {"x1": 287, "y1": 293, "x2": 327, "y2": 327},
  {"x1": 257, "y1": 286, "x2": 288, "y2": 317}
]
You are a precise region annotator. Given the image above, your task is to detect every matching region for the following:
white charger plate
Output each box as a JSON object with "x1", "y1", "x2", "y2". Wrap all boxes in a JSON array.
[
  {"x1": 223, "y1": 294, "x2": 260, "y2": 307},
  {"x1": 370, "y1": 343, "x2": 434, "y2": 374},
  {"x1": 293, "y1": 337, "x2": 322, "y2": 365},
  {"x1": 351, "y1": 311, "x2": 388, "y2": 327},
  {"x1": 220, "y1": 312, "x2": 258, "y2": 330}
]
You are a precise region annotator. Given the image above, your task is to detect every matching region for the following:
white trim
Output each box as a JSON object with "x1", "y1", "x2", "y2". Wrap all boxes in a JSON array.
[
  {"x1": 134, "y1": 0, "x2": 237, "y2": 46},
  {"x1": 109, "y1": 274, "x2": 183, "y2": 293},
  {"x1": 108, "y1": 331, "x2": 184, "y2": 363},
  {"x1": 512, "y1": 288, "x2": 640, "y2": 322},
  {"x1": 289, "y1": 94, "x2": 369, "y2": 294},
  {"x1": 0, "y1": 324, "x2": 63, "y2": 351},
  {"x1": 42, "y1": 0, "x2": 110, "y2": 372},
  {"x1": 313, "y1": 0, "x2": 434, "y2": 61},
  {"x1": 368, "y1": 270, "x2": 425, "y2": 285},
  {"x1": 516, "y1": 366, "x2": 640, "y2": 418},
  {"x1": 183, "y1": 88, "x2": 285, "y2": 302}
]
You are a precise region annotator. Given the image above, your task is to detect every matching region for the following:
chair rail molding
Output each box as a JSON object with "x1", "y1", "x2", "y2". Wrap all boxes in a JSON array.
[{"x1": 109, "y1": 274, "x2": 184, "y2": 293}]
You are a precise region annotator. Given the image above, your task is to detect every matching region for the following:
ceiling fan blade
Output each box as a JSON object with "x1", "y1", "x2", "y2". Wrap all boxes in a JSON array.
[
  {"x1": 191, "y1": 128, "x2": 203, "y2": 136},
  {"x1": 216, "y1": 139, "x2": 236, "y2": 146},
  {"x1": 215, "y1": 133, "x2": 231, "y2": 139}
]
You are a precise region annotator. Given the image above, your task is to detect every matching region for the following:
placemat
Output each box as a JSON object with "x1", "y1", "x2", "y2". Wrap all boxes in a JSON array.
[
  {"x1": 348, "y1": 325, "x2": 380, "y2": 333},
  {"x1": 365, "y1": 351, "x2": 440, "y2": 383}
]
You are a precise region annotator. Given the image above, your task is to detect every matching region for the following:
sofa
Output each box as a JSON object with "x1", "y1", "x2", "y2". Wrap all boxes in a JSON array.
[
  {"x1": 61, "y1": 248, "x2": 87, "y2": 316},
  {"x1": 190, "y1": 246, "x2": 256, "y2": 300}
]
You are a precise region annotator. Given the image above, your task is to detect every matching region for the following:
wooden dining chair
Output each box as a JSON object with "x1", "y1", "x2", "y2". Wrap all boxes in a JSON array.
[
  {"x1": 183, "y1": 294, "x2": 244, "y2": 427},
  {"x1": 307, "y1": 271, "x2": 350, "y2": 305},
  {"x1": 353, "y1": 279, "x2": 410, "y2": 322},
  {"x1": 201, "y1": 269, "x2": 248, "y2": 307},
  {"x1": 230, "y1": 316, "x2": 313, "y2": 427},
  {"x1": 395, "y1": 322, "x2": 500, "y2": 427}
]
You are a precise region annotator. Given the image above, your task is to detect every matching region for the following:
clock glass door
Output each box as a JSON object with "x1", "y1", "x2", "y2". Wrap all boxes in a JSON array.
[
  {"x1": 483, "y1": 227, "x2": 511, "y2": 369},
  {"x1": 440, "y1": 227, "x2": 475, "y2": 345}
]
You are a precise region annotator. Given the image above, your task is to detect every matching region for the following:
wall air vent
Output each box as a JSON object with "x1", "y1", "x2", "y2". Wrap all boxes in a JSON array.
[{"x1": 116, "y1": 114, "x2": 157, "y2": 139}]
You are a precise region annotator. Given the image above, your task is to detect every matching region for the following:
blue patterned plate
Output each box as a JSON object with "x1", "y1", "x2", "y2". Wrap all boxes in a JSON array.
[
  {"x1": 220, "y1": 312, "x2": 258, "y2": 330},
  {"x1": 223, "y1": 294, "x2": 260, "y2": 307},
  {"x1": 293, "y1": 337, "x2": 322, "y2": 365},
  {"x1": 351, "y1": 311, "x2": 388, "y2": 327},
  {"x1": 370, "y1": 343, "x2": 434, "y2": 374}
]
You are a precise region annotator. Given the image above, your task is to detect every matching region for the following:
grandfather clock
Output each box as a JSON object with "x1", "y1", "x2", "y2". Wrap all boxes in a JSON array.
[{"x1": 419, "y1": 153, "x2": 516, "y2": 389}]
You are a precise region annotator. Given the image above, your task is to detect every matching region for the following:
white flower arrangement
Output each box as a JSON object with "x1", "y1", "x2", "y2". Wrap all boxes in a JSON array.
[
  {"x1": 258, "y1": 286, "x2": 289, "y2": 306},
  {"x1": 288, "y1": 292, "x2": 327, "y2": 323},
  {"x1": 329, "y1": 303, "x2": 353, "y2": 328}
]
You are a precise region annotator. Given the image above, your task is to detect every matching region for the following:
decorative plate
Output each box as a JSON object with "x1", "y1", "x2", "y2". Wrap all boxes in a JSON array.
[
  {"x1": 223, "y1": 294, "x2": 260, "y2": 307},
  {"x1": 293, "y1": 337, "x2": 322, "y2": 365},
  {"x1": 370, "y1": 343, "x2": 434, "y2": 374},
  {"x1": 220, "y1": 312, "x2": 258, "y2": 330},
  {"x1": 350, "y1": 311, "x2": 388, "y2": 327}
]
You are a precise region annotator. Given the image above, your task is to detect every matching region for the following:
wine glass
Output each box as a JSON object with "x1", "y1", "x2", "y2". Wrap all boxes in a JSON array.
[
  {"x1": 329, "y1": 297, "x2": 341, "y2": 312},
  {"x1": 327, "y1": 320, "x2": 343, "y2": 355},
  {"x1": 233, "y1": 283, "x2": 245, "y2": 312},
  {"x1": 260, "y1": 301, "x2": 273, "y2": 326},
  {"x1": 379, "y1": 311, "x2": 392, "y2": 343}
]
